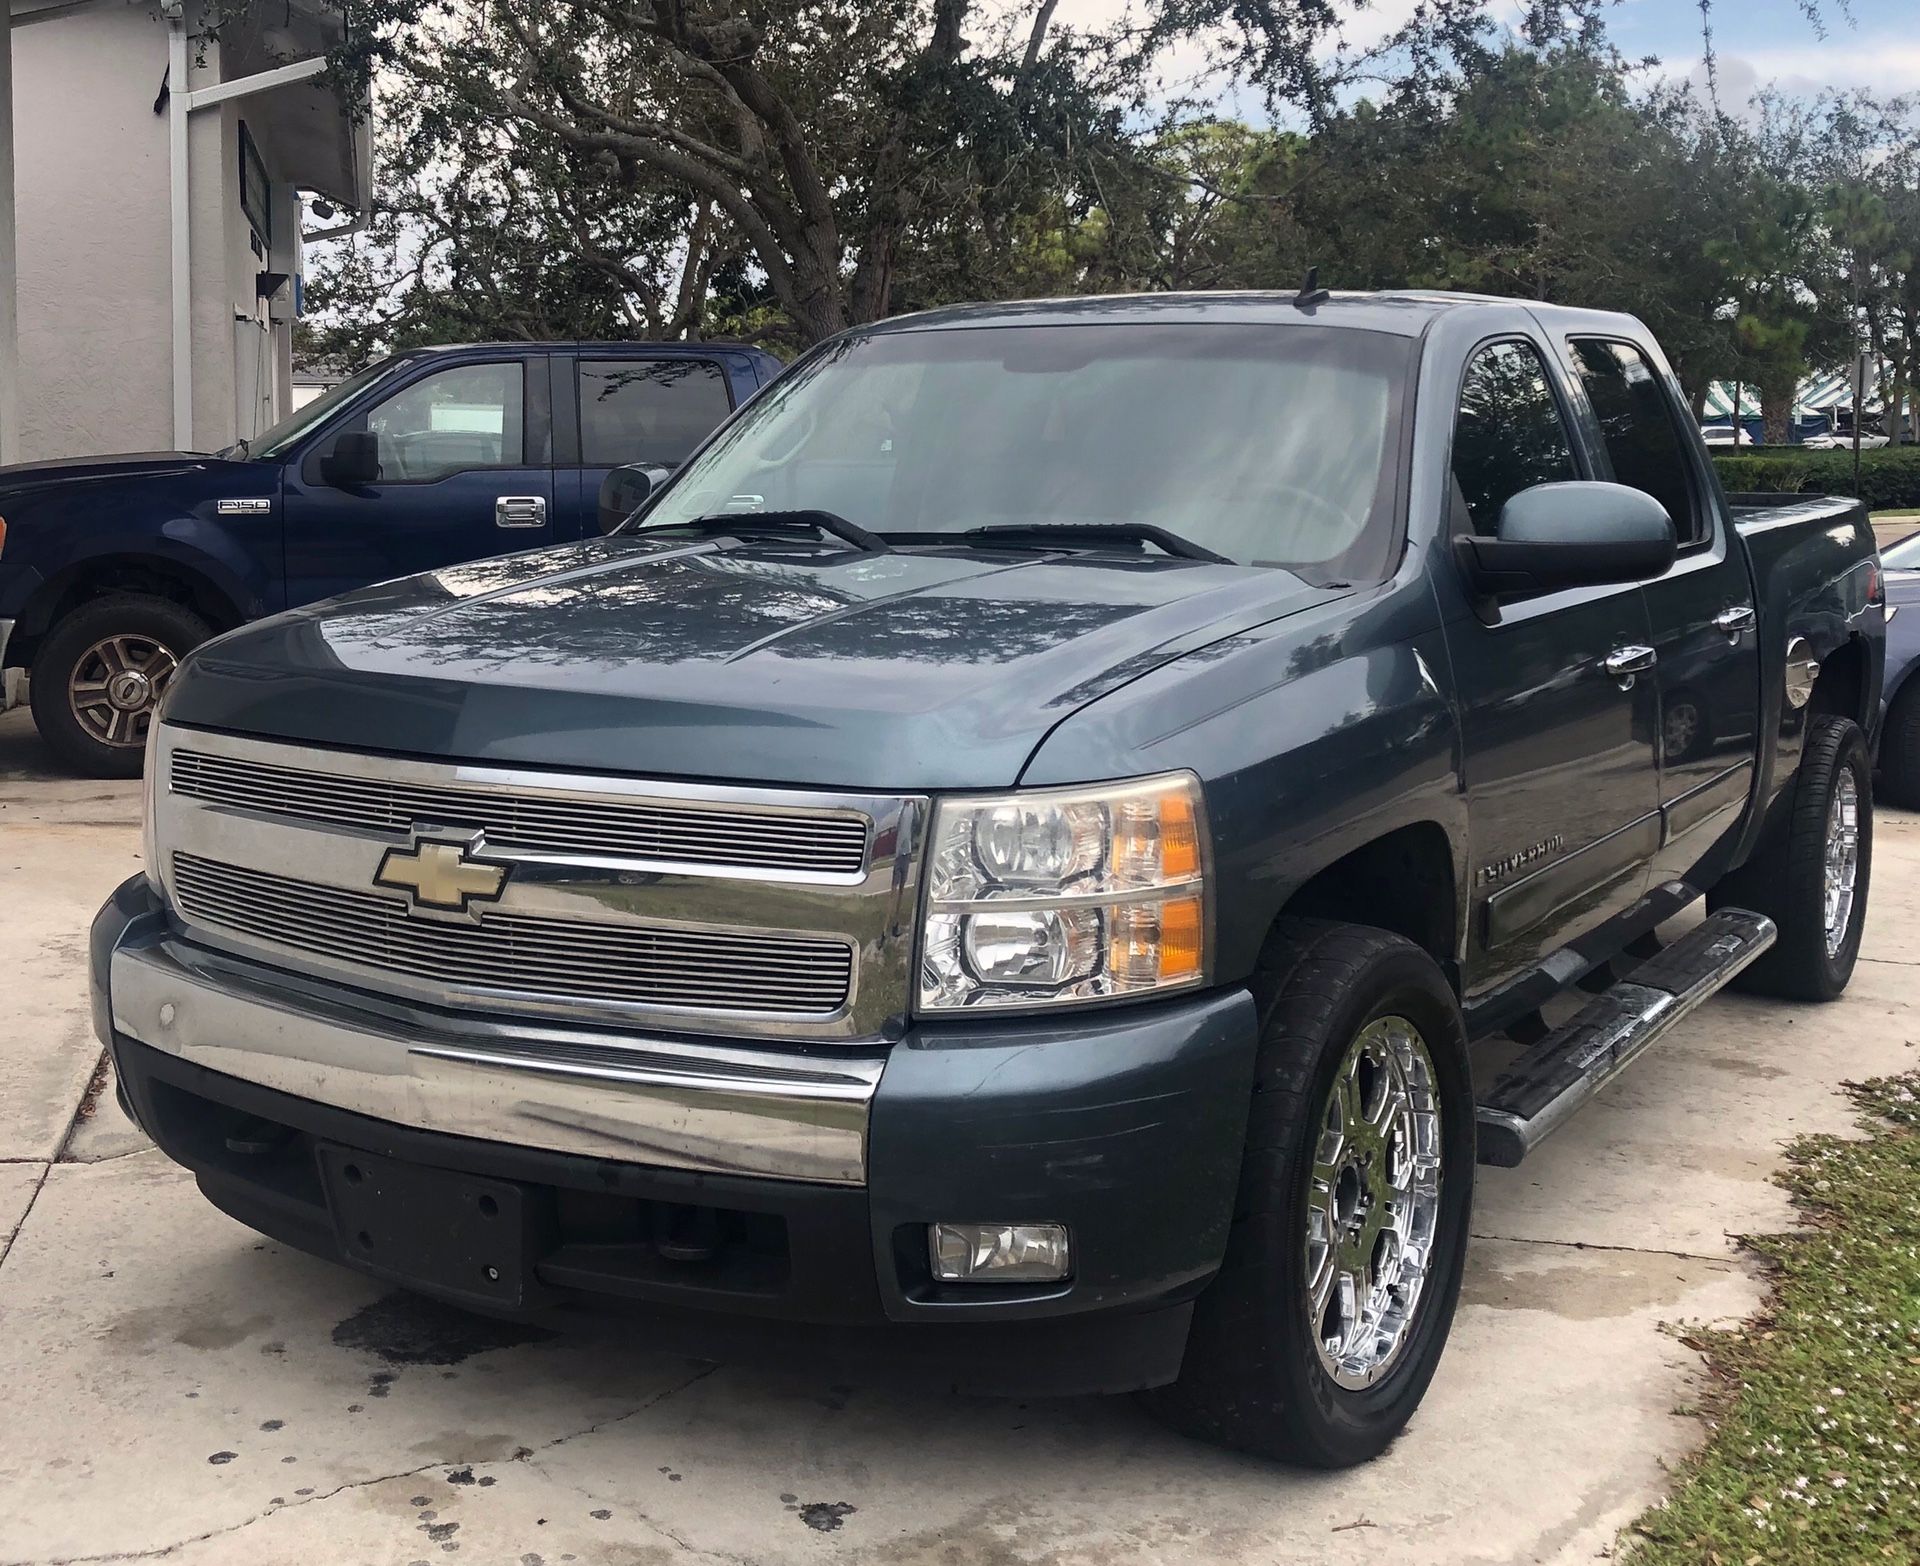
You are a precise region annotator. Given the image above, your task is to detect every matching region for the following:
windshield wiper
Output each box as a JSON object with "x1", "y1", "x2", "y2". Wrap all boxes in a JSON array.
[
  {"x1": 960, "y1": 522, "x2": 1231, "y2": 564},
  {"x1": 634, "y1": 509, "x2": 891, "y2": 554}
]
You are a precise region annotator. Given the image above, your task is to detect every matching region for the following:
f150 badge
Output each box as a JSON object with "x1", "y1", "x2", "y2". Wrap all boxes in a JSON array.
[
  {"x1": 1477, "y1": 835, "x2": 1566, "y2": 886},
  {"x1": 375, "y1": 835, "x2": 511, "y2": 914}
]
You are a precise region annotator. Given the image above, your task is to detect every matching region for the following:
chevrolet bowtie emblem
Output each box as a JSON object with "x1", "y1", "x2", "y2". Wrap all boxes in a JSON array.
[{"x1": 375, "y1": 837, "x2": 511, "y2": 914}]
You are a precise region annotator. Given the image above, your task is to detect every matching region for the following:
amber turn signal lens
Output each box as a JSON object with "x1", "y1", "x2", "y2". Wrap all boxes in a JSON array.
[
  {"x1": 1157, "y1": 894, "x2": 1204, "y2": 981},
  {"x1": 1158, "y1": 792, "x2": 1199, "y2": 880}
]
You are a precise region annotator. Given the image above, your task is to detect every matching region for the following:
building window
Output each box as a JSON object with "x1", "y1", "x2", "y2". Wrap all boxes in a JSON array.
[{"x1": 239, "y1": 122, "x2": 271, "y2": 247}]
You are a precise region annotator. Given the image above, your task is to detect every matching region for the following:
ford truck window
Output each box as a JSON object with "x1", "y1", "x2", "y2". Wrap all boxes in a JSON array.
[{"x1": 641, "y1": 323, "x2": 1415, "y2": 579}]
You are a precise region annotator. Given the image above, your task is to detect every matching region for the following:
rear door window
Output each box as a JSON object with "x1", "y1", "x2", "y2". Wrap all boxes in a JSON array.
[
  {"x1": 578, "y1": 359, "x2": 733, "y2": 467},
  {"x1": 1452, "y1": 340, "x2": 1580, "y2": 535},
  {"x1": 1570, "y1": 339, "x2": 1705, "y2": 545}
]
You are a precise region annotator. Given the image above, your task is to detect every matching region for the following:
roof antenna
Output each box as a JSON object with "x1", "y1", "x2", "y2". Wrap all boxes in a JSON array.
[{"x1": 1294, "y1": 266, "x2": 1331, "y2": 309}]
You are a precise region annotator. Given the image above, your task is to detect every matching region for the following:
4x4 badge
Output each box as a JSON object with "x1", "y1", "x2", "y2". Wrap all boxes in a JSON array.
[{"x1": 375, "y1": 835, "x2": 511, "y2": 914}]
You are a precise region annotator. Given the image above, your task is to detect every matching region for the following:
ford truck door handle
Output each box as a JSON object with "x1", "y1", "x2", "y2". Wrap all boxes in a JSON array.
[
  {"x1": 495, "y1": 495, "x2": 547, "y2": 529},
  {"x1": 1603, "y1": 645, "x2": 1656, "y2": 689},
  {"x1": 1713, "y1": 604, "x2": 1756, "y2": 640}
]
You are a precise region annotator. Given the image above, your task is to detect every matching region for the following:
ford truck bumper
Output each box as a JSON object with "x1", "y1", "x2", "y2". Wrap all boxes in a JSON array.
[{"x1": 93, "y1": 876, "x2": 1259, "y2": 1395}]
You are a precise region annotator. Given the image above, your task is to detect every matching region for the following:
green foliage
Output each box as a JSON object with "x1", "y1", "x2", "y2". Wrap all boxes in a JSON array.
[
  {"x1": 1713, "y1": 448, "x2": 1920, "y2": 509},
  {"x1": 295, "y1": 0, "x2": 1915, "y2": 412},
  {"x1": 1626, "y1": 1074, "x2": 1920, "y2": 1563}
]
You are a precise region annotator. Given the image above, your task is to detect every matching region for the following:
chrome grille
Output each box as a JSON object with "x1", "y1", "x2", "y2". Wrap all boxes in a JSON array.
[
  {"x1": 171, "y1": 853, "x2": 855, "y2": 1017},
  {"x1": 170, "y1": 748, "x2": 870, "y2": 877}
]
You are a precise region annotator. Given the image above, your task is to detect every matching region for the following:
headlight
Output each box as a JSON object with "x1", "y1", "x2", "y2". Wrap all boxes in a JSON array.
[
  {"x1": 141, "y1": 719, "x2": 164, "y2": 895},
  {"x1": 919, "y1": 773, "x2": 1209, "y2": 1012}
]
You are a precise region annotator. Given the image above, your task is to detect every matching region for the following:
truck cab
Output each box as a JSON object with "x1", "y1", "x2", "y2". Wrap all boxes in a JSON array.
[{"x1": 0, "y1": 340, "x2": 778, "y2": 774}]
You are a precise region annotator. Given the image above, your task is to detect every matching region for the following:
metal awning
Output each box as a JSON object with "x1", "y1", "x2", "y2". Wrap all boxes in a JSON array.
[{"x1": 217, "y1": 3, "x2": 369, "y2": 212}]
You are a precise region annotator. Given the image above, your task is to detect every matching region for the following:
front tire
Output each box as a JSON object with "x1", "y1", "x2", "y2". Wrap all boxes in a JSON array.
[
  {"x1": 28, "y1": 594, "x2": 209, "y2": 778},
  {"x1": 1142, "y1": 920, "x2": 1474, "y2": 1466},
  {"x1": 1713, "y1": 714, "x2": 1871, "y2": 1001}
]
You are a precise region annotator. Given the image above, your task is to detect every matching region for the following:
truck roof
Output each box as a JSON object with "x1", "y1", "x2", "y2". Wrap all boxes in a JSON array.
[{"x1": 861, "y1": 290, "x2": 1648, "y2": 341}]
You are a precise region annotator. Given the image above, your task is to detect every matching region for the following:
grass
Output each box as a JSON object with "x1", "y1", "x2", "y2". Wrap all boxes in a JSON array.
[
  {"x1": 1625, "y1": 1073, "x2": 1920, "y2": 1564},
  {"x1": 1874, "y1": 509, "x2": 1920, "y2": 520}
]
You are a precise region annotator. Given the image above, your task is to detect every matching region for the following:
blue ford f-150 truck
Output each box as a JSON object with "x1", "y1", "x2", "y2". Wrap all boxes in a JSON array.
[
  {"x1": 0, "y1": 340, "x2": 777, "y2": 775},
  {"x1": 91, "y1": 293, "x2": 1882, "y2": 1467}
]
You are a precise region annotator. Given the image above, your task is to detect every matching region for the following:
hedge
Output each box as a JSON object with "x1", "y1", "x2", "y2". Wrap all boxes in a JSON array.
[{"x1": 1712, "y1": 447, "x2": 1920, "y2": 511}]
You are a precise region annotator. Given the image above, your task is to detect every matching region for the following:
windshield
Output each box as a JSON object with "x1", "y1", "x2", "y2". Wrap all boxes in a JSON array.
[
  {"x1": 247, "y1": 355, "x2": 416, "y2": 460},
  {"x1": 641, "y1": 322, "x2": 1413, "y2": 574},
  {"x1": 1883, "y1": 530, "x2": 1920, "y2": 571}
]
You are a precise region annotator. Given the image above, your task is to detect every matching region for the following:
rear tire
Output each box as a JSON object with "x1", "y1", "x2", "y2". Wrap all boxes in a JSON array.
[
  {"x1": 1141, "y1": 919, "x2": 1474, "y2": 1467},
  {"x1": 1879, "y1": 684, "x2": 1920, "y2": 811},
  {"x1": 1712, "y1": 715, "x2": 1871, "y2": 1001},
  {"x1": 28, "y1": 594, "x2": 209, "y2": 778}
]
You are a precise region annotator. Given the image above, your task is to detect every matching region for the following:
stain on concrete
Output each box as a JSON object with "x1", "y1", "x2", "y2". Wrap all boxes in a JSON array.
[
  {"x1": 1701, "y1": 1054, "x2": 1789, "y2": 1081},
  {"x1": 175, "y1": 1311, "x2": 275, "y2": 1351},
  {"x1": 798, "y1": 1501, "x2": 857, "y2": 1532},
  {"x1": 419, "y1": 1520, "x2": 459, "y2": 1544},
  {"x1": 331, "y1": 1292, "x2": 552, "y2": 1367},
  {"x1": 259, "y1": 1418, "x2": 284, "y2": 1432},
  {"x1": 206, "y1": 1451, "x2": 237, "y2": 1465},
  {"x1": 1462, "y1": 1258, "x2": 1733, "y2": 1319}
]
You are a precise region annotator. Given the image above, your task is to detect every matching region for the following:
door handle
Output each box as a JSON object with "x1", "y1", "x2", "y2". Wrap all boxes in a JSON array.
[
  {"x1": 1713, "y1": 604, "x2": 1757, "y2": 640},
  {"x1": 1603, "y1": 645, "x2": 1657, "y2": 689},
  {"x1": 495, "y1": 495, "x2": 547, "y2": 529}
]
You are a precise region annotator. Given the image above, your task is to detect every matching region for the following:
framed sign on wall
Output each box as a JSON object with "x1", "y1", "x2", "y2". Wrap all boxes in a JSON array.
[{"x1": 239, "y1": 122, "x2": 271, "y2": 247}]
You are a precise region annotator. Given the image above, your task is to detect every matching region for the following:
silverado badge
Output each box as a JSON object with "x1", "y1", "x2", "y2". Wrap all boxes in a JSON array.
[{"x1": 375, "y1": 834, "x2": 511, "y2": 915}]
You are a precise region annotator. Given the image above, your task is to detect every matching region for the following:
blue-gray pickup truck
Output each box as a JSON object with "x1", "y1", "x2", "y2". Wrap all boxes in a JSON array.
[{"x1": 91, "y1": 293, "x2": 1884, "y2": 1466}]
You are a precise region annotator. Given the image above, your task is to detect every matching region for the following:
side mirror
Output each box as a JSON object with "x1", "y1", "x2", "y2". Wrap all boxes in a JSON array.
[
  {"x1": 597, "y1": 464, "x2": 673, "y2": 535},
  {"x1": 321, "y1": 430, "x2": 381, "y2": 487},
  {"x1": 1457, "y1": 481, "x2": 1676, "y2": 599}
]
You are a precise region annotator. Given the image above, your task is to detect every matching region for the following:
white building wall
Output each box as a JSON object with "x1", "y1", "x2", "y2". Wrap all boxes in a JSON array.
[
  {"x1": 11, "y1": 5, "x2": 173, "y2": 459},
  {"x1": 10, "y1": 2, "x2": 313, "y2": 462},
  {"x1": 0, "y1": 8, "x2": 18, "y2": 463}
]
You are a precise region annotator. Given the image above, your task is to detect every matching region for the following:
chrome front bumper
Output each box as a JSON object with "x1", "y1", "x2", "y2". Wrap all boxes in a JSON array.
[{"x1": 107, "y1": 927, "x2": 883, "y2": 1185}]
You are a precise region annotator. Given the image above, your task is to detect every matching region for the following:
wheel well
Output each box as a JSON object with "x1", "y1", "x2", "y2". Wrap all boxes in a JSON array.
[
  {"x1": 1275, "y1": 822, "x2": 1459, "y2": 988},
  {"x1": 1810, "y1": 634, "x2": 1870, "y2": 728},
  {"x1": 7, "y1": 556, "x2": 245, "y2": 669}
]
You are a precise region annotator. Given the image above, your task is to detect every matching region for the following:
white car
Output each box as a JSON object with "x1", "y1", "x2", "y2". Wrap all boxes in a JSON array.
[
  {"x1": 1700, "y1": 424, "x2": 1754, "y2": 447},
  {"x1": 1802, "y1": 430, "x2": 1890, "y2": 450}
]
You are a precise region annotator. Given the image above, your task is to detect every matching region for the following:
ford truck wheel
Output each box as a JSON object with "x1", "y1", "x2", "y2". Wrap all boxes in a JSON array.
[
  {"x1": 1715, "y1": 714, "x2": 1872, "y2": 1001},
  {"x1": 1143, "y1": 919, "x2": 1474, "y2": 1466},
  {"x1": 29, "y1": 595, "x2": 209, "y2": 778}
]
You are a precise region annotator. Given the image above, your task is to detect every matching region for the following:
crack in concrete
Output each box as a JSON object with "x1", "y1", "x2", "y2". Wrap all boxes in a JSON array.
[
  {"x1": 1470, "y1": 1229, "x2": 1736, "y2": 1265},
  {"x1": 1859, "y1": 954, "x2": 1920, "y2": 967},
  {"x1": 0, "y1": 1360, "x2": 725, "y2": 1565},
  {"x1": 0, "y1": 1161, "x2": 50, "y2": 1271}
]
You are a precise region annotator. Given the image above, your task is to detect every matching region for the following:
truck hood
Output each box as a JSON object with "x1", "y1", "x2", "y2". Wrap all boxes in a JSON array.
[
  {"x1": 0, "y1": 451, "x2": 218, "y2": 495},
  {"x1": 168, "y1": 536, "x2": 1347, "y2": 789}
]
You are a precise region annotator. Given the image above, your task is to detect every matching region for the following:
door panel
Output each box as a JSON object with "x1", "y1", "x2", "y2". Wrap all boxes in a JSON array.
[
  {"x1": 1447, "y1": 338, "x2": 1662, "y2": 991},
  {"x1": 283, "y1": 360, "x2": 554, "y2": 605}
]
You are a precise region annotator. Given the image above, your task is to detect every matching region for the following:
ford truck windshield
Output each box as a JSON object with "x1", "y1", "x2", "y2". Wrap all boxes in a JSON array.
[{"x1": 643, "y1": 323, "x2": 1414, "y2": 576}]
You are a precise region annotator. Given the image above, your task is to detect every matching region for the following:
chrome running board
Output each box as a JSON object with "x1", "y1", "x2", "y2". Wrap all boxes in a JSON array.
[{"x1": 1475, "y1": 908, "x2": 1777, "y2": 1168}]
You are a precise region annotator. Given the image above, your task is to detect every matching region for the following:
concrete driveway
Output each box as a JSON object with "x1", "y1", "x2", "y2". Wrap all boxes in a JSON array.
[{"x1": 2, "y1": 703, "x2": 1914, "y2": 1566}]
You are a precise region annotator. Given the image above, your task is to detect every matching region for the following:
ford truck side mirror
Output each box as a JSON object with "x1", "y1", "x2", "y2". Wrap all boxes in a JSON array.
[
  {"x1": 598, "y1": 464, "x2": 673, "y2": 535},
  {"x1": 322, "y1": 430, "x2": 381, "y2": 487},
  {"x1": 1456, "y1": 481, "x2": 1676, "y2": 600}
]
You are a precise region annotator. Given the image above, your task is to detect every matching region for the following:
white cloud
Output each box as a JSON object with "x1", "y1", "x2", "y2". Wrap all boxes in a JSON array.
[{"x1": 1715, "y1": 41, "x2": 1920, "y2": 100}]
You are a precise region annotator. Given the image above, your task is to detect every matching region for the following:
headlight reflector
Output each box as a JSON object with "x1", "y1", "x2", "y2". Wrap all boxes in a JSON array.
[{"x1": 920, "y1": 773, "x2": 1209, "y2": 1011}]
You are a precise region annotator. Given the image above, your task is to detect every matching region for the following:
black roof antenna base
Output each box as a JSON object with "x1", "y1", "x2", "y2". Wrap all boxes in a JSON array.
[{"x1": 1294, "y1": 266, "x2": 1332, "y2": 309}]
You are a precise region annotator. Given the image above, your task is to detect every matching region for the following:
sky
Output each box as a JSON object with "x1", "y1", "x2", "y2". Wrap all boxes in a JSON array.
[{"x1": 1046, "y1": 0, "x2": 1920, "y2": 106}]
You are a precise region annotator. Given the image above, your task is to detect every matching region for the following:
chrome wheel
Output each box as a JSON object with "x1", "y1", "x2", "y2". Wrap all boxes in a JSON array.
[
  {"x1": 1823, "y1": 769, "x2": 1860, "y2": 956},
  {"x1": 1304, "y1": 1015, "x2": 1444, "y2": 1390},
  {"x1": 66, "y1": 634, "x2": 178, "y2": 749}
]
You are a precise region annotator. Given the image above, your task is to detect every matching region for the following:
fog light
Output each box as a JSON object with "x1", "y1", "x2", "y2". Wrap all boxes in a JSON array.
[{"x1": 928, "y1": 1222, "x2": 1070, "y2": 1283}]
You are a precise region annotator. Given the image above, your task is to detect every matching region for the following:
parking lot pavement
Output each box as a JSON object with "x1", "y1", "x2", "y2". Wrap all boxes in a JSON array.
[{"x1": 1, "y1": 700, "x2": 1914, "y2": 1566}]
